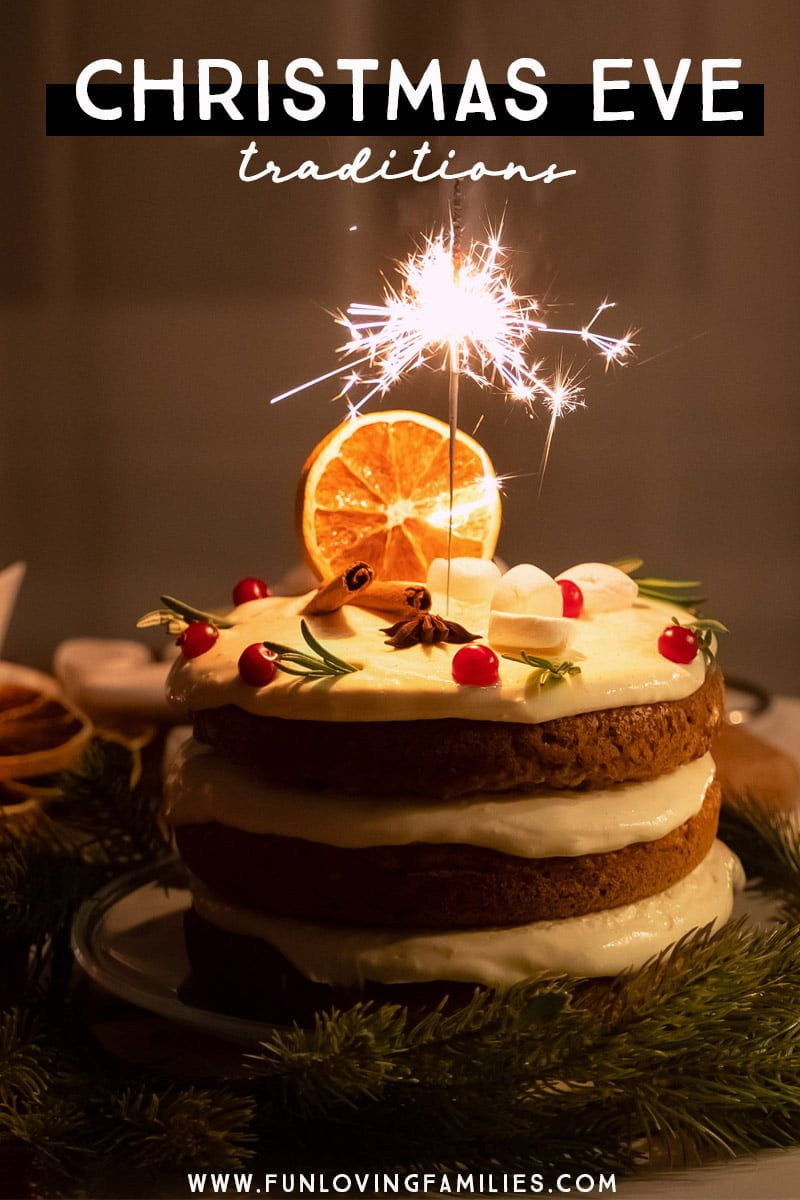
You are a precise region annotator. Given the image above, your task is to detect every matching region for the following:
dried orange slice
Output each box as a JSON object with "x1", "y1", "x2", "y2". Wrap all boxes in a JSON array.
[
  {"x1": 298, "y1": 410, "x2": 502, "y2": 580},
  {"x1": 0, "y1": 663, "x2": 92, "y2": 780}
]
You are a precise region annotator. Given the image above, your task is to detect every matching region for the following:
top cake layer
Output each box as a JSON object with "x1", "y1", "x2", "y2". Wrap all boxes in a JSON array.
[{"x1": 168, "y1": 592, "x2": 707, "y2": 724}]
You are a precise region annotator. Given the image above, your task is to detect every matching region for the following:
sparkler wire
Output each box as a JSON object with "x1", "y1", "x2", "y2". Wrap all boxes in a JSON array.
[{"x1": 446, "y1": 182, "x2": 465, "y2": 612}]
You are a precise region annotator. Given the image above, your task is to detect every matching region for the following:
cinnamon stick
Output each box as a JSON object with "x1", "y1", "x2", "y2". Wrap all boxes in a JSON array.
[
  {"x1": 351, "y1": 581, "x2": 432, "y2": 619},
  {"x1": 302, "y1": 561, "x2": 375, "y2": 615}
]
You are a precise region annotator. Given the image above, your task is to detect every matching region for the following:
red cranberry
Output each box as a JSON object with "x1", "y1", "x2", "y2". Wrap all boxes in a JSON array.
[
  {"x1": 232, "y1": 576, "x2": 271, "y2": 605},
  {"x1": 452, "y1": 644, "x2": 500, "y2": 687},
  {"x1": 658, "y1": 625, "x2": 699, "y2": 664},
  {"x1": 238, "y1": 643, "x2": 279, "y2": 686},
  {"x1": 177, "y1": 621, "x2": 218, "y2": 659},
  {"x1": 558, "y1": 578, "x2": 584, "y2": 619}
]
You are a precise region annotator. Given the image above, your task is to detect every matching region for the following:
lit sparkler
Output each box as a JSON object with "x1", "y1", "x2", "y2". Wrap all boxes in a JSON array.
[
  {"x1": 271, "y1": 224, "x2": 634, "y2": 468},
  {"x1": 271, "y1": 217, "x2": 634, "y2": 600}
]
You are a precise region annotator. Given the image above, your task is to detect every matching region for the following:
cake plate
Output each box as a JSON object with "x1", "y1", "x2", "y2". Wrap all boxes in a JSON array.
[
  {"x1": 71, "y1": 857, "x2": 284, "y2": 1043},
  {"x1": 72, "y1": 856, "x2": 799, "y2": 1198},
  {"x1": 72, "y1": 856, "x2": 773, "y2": 1048}
]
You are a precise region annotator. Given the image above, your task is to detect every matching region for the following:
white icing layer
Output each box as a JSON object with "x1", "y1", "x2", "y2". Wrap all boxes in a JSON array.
[
  {"x1": 166, "y1": 741, "x2": 716, "y2": 860},
  {"x1": 167, "y1": 593, "x2": 708, "y2": 724},
  {"x1": 190, "y1": 840, "x2": 743, "y2": 985}
]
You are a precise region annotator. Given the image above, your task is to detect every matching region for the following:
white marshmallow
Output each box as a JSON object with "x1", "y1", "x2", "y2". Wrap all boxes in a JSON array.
[
  {"x1": 426, "y1": 557, "x2": 502, "y2": 608},
  {"x1": 556, "y1": 563, "x2": 638, "y2": 614},
  {"x1": 488, "y1": 611, "x2": 575, "y2": 653},
  {"x1": 490, "y1": 564, "x2": 562, "y2": 618}
]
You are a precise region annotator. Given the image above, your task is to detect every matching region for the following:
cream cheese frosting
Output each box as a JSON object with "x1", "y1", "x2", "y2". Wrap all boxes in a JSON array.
[
  {"x1": 166, "y1": 740, "x2": 716, "y2": 859},
  {"x1": 190, "y1": 840, "x2": 743, "y2": 985},
  {"x1": 167, "y1": 592, "x2": 707, "y2": 724}
]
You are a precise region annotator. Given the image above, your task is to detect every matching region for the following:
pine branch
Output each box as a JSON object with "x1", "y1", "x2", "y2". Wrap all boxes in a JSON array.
[
  {"x1": 7, "y1": 917, "x2": 800, "y2": 1190},
  {"x1": 0, "y1": 827, "x2": 86, "y2": 1006},
  {"x1": 249, "y1": 1004, "x2": 414, "y2": 1113},
  {"x1": 719, "y1": 795, "x2": 800, "y2": 909},
  {"x1": 5, "y1": 742, "x2": 800, "y2": 1193},
  {"x1": 0, "y1": 831, "x2": 70, "y2": 945},
  {"x1": 248, "y1": 984, "x2": 569, "y2": 1115},
  {"x1": 0, "y1": 1092, "x2": 90, "y2": 1169},
  {"x1": 100, "y1": 1085, "x2": 256, "y2": 1171},
  {"x1": 0, "y1": 1011, "x2": 57, "y2": 1108},
  {"x1": 57, "y1": 739, "x2": 171, "y2": 870},
  {"x1": 0, "y1": 737, "x2": 171, "y2": 1010},
  {"x1": 246, "y1": 920, "x2": 800, "y2": 1167}
]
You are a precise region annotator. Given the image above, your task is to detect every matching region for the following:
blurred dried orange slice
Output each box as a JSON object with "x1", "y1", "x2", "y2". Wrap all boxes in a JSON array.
[
  {"x1": 0, "y1": 664, "x2": 92, "y2": 780},
  {"x1": 297, "y1": 410, "x2": 501, "y2": 580}
]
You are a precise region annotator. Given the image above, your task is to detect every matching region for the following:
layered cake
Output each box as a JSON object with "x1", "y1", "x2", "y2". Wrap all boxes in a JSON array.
[{"x1": 159, "y1": 410, "x2": 742, "y2": 1021}]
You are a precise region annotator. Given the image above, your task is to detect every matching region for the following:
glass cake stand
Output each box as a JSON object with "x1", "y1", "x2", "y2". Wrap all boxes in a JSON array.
[{"x1": 71, "y1": 857, "x2": 284, "y2": 1043}]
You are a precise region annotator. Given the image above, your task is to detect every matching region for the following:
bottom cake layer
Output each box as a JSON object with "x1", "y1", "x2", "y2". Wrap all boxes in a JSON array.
[{"x1": 184, "y1": 841, "x2": 743, "y2": 1021}]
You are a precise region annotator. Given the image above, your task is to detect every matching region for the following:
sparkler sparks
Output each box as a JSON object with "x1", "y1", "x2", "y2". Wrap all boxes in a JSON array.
[
  {"x1": 270, "y1": 226, "x2": 635, "y2": 436},
  {"x1": 272, "y1": 219, "x2": 634, "y2": 609}
]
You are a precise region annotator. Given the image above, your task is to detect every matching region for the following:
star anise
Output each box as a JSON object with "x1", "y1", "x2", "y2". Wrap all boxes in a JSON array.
[{"x1": 381, "y1": 611, "x2": 480, "y2": 650}]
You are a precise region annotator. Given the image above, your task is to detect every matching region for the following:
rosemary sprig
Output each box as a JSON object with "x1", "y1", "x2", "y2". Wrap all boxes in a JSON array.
[
  {"x1": 611, "y1": 559, "x2": 727, "y2": 663},
  {"x1": 262, "y1": 620, "x2": 361, "y2": 679},
  {"x1": 503, "y1": 652, "x2": 581, "y2": 689},
  {"x1": 672, "y1": 616, "x2": 729, "y2": 667},
  {"x1": 609, "y1": 556, "x2": 644, "y2": 574},
  {"x1": 637, "y1": 579, "x2": 707, "y2": 607},
  {"x1": 610, "y1": 558, "x2": 706, "y2": 609},
  {"x1": 136, "y1": 594, "x2": 234, "y2": 634}
]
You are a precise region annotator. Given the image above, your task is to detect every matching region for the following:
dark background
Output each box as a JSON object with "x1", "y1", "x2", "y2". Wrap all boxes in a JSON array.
[{"x1": 2, "y1": 0, "x2": 799, "y2": 691}]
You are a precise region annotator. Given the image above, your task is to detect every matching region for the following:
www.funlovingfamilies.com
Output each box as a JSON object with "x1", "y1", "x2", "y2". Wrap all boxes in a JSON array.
[{"x1": 186, "y1": 1171, "x2": 618, "y2": 1196}]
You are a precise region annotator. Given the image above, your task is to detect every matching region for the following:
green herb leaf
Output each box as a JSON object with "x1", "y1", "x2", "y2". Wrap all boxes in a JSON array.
[
  {"x1": 688, "y1": 617, "x2": 729, "y2": 634},
  {"x1": 639, "y1": 587, "x2": 707, "y2": 608},
  {"x1": 135, "y1": 609, "x2": 186, "y2": 635},
  {"x1": 259, "y1": 639, "x2": 297, "y2": 657},
  {"x1": 503, "y1": 652, "x2": 581, "y2": 689},
  {"x1": 671, "y1": 616, "x2": 728, "y2": 667},
  {"x1": 160, "y1": 595, "x2": 234, "y2": 629},
  {"x1": 611, "y1": 557, "x2": 706, "y2": 609},
  {"x1": 637, "y1": 580, "x2": 706, "y2": 608},
  {"x1": 263, "y1": 622, "x2": 361, "y2": 680},
  {"x1": 300, "y1": 620, "x2": 359, "y2": 673},
  {"x1": 638, "y1": 576, "x2": 702, "y2": 588},
  {"x1": 609, "y1": 556, "x2": 644, "y2": 574},
  {"x1": 137, "y1": 595, "x2": 235, "y2": 633}
]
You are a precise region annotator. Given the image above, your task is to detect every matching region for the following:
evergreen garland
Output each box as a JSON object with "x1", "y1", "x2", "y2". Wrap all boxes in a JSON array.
[{"x1": 2, "y1": 740, "x2": 800, "y2": 1196}]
